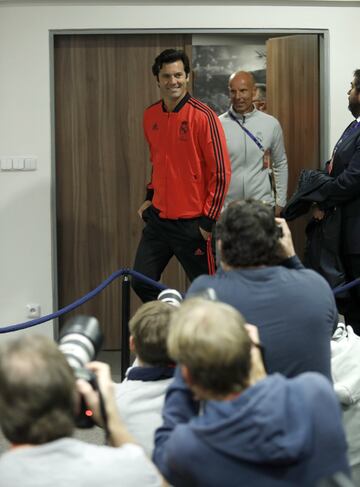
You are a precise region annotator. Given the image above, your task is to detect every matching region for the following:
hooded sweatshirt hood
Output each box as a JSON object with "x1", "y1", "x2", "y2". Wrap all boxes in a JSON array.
[{"x1": 191, "y1": 374, "x2": 312, "y2": 465}]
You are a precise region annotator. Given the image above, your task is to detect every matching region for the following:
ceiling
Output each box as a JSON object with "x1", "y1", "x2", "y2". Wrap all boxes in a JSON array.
[{"x1": 0, "y1": 0, "x2": 359, "y2": 5}]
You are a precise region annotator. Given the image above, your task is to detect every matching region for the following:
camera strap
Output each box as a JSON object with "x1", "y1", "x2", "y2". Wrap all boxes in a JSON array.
[
  {"x1": 228, "y1": 110, "x2": 276, "y2": 199},
  {"x1": 228, "y1": 110, "x2": 265, "y2": 152},
  {"x1": 98, "y1": 388, "x2": 110, "y2": 443}
]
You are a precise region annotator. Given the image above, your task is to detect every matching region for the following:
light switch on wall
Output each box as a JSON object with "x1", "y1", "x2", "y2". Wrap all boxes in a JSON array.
[
  {"x1": 0, "y1": 158, "x2": 13, "y2": 170},
  {"x1": 1, "y1": 156, "x2": 37, "y2": 171},
  {"x1": 13, "y1": 157, "x2": 25, "y2": 170},
  {"x1": 24, "y1": 158, "x2": 37, "y2": 170}
]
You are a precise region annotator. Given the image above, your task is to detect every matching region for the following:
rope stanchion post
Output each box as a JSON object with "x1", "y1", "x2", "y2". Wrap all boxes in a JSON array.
[{"x1": 121, "y1": 273, "x2": 131, "y2": 380}]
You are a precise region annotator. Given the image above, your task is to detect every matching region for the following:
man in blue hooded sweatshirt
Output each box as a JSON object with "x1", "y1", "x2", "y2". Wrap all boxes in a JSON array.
[{"x1": 153, "y1": 299, "x2": 350, "y2": 487}]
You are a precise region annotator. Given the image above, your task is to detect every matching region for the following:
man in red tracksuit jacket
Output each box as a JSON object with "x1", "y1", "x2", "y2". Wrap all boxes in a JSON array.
[{"x1": 132, "y1": 49, "x2": 231, "y2": 302}]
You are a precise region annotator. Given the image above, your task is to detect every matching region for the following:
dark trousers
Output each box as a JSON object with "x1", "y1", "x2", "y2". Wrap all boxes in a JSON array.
[
  {"x1": 342, "y1": 254, "x2": 360, "y2": 334},
  {"x1": 132, "y1": 206, "x2": 215, "y2": 302}
]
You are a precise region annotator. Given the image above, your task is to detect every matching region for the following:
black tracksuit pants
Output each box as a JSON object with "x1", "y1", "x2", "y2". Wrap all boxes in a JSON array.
[{"x1": 132, "y1": 205, "x2": 215, "y2": 302}]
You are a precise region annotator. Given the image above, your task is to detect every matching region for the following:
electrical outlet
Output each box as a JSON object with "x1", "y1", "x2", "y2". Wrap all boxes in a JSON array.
[{"x1": 26, "y1": 303, "x2": 41, "y2": 319}]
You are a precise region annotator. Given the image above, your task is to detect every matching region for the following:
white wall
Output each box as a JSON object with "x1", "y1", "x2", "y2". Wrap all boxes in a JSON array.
[{"x1": 0, "y1": 3, "x2": 357, "y2": 337}]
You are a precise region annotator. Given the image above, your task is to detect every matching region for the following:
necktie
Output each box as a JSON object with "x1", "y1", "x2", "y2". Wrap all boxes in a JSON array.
[{"x1": 327, "y1": 120, "x2": 360, "y2": 174}]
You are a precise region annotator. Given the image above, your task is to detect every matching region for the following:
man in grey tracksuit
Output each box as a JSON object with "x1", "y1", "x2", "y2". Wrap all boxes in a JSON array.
[{"x1": 220, "y1": 71, "x2": 288, "y2": 216}]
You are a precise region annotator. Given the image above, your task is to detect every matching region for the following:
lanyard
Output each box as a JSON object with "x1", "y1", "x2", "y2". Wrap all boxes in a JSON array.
[
  {"x1": 332, "y1": 120, "x2": 360, "y2": 157},
  {"x1": 228, "y1": 110, "x2": 265, "y2": 153}
]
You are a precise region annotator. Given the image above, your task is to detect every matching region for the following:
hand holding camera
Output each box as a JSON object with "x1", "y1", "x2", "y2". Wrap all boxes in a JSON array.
[
  {"x1": 275, "y1": 217, "x2": 295, "y2": 259},
  {"x1": 76, "y1": 361, "x2": 114, "y2": 429}
]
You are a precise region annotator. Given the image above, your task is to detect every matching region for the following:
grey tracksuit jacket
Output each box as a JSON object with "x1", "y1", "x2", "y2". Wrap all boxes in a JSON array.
[{"x1": 220, "y1": 106, "x2": 288, "y2": 208}]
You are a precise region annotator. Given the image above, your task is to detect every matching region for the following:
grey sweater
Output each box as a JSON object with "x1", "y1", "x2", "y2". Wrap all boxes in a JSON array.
[
  {"x1": 220, "y1": 106, "x2": 288, "y2": 207},
  {"x1": 0, "y1": 438, "x2": 162, "y2": 487}
]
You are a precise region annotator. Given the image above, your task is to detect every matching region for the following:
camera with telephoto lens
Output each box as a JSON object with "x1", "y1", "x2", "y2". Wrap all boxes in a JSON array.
[
  {"x1": 59, "y1": 315, "x2": 103, "y2": 428},
  {"x1": 157, "y1": 287, "x2": 218, "y2": 305},
  {"x1": 157, "y1": 288, "x2": 184, "y2": 307}
]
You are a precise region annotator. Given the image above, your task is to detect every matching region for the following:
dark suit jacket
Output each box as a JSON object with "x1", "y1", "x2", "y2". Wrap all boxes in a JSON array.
[
  {"x1": 319, "y1": 122, "x2": 360, "y2": 254},
  {"x1": 281, "y1": 170, "x2": 346, "y2": 289}
]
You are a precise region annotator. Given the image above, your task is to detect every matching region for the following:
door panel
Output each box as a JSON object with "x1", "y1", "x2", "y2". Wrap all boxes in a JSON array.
[
  {"x1": 267, "y1": 34, "x2": 320, "y2": 258},
  {"x1": 55, "y1": 34, "x2": 191, "y2": 349}
]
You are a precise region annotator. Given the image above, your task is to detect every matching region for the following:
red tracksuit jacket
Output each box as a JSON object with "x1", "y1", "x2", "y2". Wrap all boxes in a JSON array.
[{"x1": 144, "y1": 93, "x2": 231, "y2": 231}]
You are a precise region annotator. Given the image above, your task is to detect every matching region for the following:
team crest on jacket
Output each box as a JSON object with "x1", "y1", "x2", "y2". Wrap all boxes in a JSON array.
[
  {"x1": 152, "y1": 123, "x2": 159, "y2": 131},
  {"x1": 179, "y1": 121, "x2": 189, "y2": 140}
]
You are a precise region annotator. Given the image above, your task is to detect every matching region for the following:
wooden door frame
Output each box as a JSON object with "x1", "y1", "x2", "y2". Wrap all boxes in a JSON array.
[{"x1": 49, "y1": 27, "x2": 329, "y2": 338}]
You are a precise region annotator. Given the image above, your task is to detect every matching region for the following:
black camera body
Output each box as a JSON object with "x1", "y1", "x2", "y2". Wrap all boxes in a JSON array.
[{"x1": 59, "y1": 315, "x2": 103, "y2": 428}]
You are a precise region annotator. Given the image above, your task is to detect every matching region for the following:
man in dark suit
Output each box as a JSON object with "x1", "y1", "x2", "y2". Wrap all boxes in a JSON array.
[{"x1": 315, "y1": 69, "x2": 360, "y2": 333}]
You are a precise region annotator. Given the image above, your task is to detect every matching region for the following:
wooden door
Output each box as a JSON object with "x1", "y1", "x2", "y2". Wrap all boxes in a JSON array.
[
  {"x1": 267, "y1": 34, "x2": 320, "y2": 258},
  {"x1": 54, "y1": 34, "x2": 191, "y2": 349}
]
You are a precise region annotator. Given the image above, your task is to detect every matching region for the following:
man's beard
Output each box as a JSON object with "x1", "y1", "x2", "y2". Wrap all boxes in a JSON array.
[{"x1": 348, "y1": 99, "x2": 360, "y2": 118}]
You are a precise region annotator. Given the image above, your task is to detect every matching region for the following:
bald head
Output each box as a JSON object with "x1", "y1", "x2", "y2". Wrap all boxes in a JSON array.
[
  {"x1": 229, "y1": 71, "x2": 255, "y2": 87},
  {"x1": 228, "y1": 71, "x2": 256, "y2": 115}
]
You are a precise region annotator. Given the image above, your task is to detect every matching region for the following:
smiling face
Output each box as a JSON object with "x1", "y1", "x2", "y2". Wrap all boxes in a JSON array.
[
  {"x1": 229, "y1": 72, "x2": 257, "y2": 115},
  {"x1": 348, "y1": 77, "x2": 360, "y2": 118},
  {"x1": 157, "y1": 60, "x2": 189, "y2": 110}
]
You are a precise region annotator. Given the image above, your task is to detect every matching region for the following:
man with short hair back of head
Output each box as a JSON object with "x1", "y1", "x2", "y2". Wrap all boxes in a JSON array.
[
  {"x1": 187, "y1": 199, "x2": 338, "y2": 379},
  {"x1": 0, "y1": 334, "x2": 164, "y2": 487},
  {"x1": 115, "y1": 301, "x2": 176, "y2": 456},
  {"x1": 153, "y1": 299, "x2": 350, "y2": 487}
]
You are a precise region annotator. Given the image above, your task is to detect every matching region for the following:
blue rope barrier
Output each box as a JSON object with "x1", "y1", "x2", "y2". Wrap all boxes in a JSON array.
[
  {"x1": 1, "y1": 267, "x2": 359, "y2": 334},
  {"x1": 0, "y1": 268, "x2": 167, "y2": 334},
  {"x1": 333, "y1": 277, "x2": 360, "y2": 296},
  {"x1": 129, "y1": 269, "x2": 168, "y2": 293}
]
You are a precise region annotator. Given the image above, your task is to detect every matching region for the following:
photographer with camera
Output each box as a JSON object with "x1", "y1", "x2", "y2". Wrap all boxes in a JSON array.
[
  {"x1": 153, "y1": 298, "x2": 350, "y2": 487},
  {"x1": 115, "y1": 300, "x2": 177, "y2": 457},
  {"x1": 187, "y1": 199, "x2": 338, "y2": 380},
  {"x1": 0, "y1": 334, "x2": 165, "y2": 487}
]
